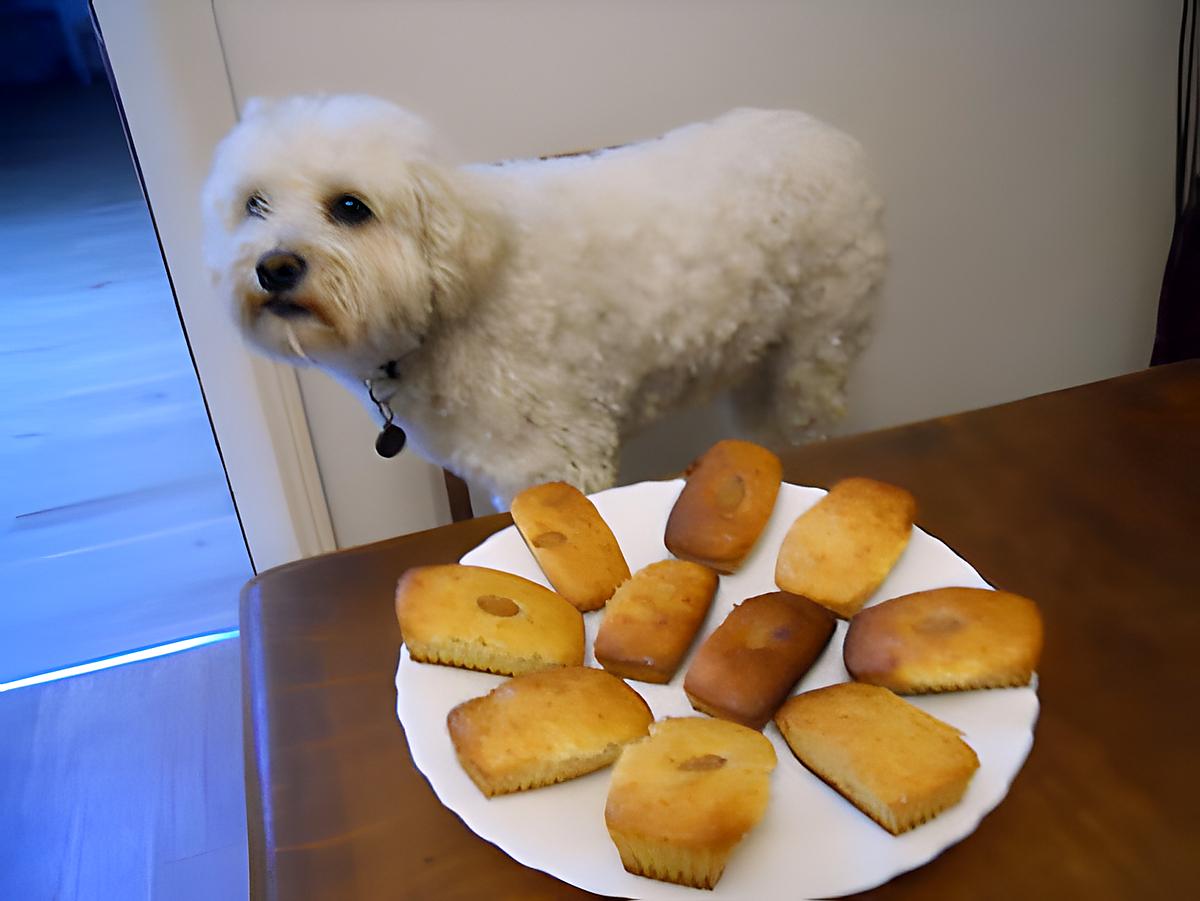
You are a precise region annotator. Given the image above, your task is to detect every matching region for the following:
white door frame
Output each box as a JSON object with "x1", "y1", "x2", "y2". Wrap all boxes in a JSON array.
[{"x1": 91, "y1": 0, "x2": 336, "y2": 572}]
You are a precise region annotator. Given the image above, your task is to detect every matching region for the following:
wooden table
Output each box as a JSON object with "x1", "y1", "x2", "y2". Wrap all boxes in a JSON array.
[{"x1": 241, "y1": 362, "x2": 1200, "y2": 900}]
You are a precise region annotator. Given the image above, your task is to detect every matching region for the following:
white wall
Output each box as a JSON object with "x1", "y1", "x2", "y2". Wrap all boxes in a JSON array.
[
  {"x1": 93, "y1": 0, "x2": 338, "y2": 570},
  {"x1": 212, "y1": 0, "x2": 1175, "y2": 523}
]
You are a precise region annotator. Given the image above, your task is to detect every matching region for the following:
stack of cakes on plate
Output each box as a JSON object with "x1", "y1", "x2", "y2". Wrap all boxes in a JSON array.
[{"x1": 394, "y1": 439, "x2": 1044, "y2": 891}]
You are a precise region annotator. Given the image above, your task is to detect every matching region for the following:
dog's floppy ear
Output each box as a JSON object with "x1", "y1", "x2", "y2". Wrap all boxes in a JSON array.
[{"x1": 409, "y1": 162, "x2": 504, "y2": 320}]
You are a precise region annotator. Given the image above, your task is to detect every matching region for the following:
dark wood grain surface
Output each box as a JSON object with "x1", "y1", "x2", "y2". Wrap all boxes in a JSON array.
[{"x1": 241, "y1": 362, "x2": 1200, "y2": 901}]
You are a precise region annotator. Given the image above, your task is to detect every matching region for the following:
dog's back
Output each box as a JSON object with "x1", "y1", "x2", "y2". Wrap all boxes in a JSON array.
[{"x1": 466, "y1": 109, "x2": 884, "y2": 438}]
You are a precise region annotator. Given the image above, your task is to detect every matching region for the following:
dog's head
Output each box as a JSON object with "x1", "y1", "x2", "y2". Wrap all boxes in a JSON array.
[{"x1": 202, "y1": 94, "x2": 501, "y2": 373}]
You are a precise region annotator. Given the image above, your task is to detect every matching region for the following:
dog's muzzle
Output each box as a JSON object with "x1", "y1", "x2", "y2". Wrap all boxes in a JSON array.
[{"x1": 256, "y1": 250, "x2": 307, "y2": 292}]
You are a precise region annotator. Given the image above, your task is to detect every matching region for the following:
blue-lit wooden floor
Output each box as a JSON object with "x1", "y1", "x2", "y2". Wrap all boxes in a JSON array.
[
  {"x1": 0, "y1": 84, "x2": 250, "y2": 898},
  {"x1": 0, "y1": 638, "x2": 247, "y2": 900},
  {"x1": 0, "y1": 82, "x2": 251, "y2": 682}
]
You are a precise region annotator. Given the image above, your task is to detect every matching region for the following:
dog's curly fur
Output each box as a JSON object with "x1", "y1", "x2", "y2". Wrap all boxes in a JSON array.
[{"x1": 203, "y1": 95, "x2": 885, "y2": 503}]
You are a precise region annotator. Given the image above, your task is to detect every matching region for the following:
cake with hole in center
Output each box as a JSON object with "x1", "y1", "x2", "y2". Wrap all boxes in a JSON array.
[
  {"x1": 604, "y1": 716, "x2": 776, "y2": 889},
  {"x1": 511, "y1": 481, "x2": 631, "y2": 611},
  {"x1": 843, "y1": 586, "x2": 1044, "y2": 692},
  {"x1": 395, "y1": 563, "x2": 584, "y2": 675}
]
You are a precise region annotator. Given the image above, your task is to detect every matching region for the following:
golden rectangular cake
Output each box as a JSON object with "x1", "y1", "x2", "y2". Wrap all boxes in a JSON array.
[
  {"x1": 395, "y1": 564, "x2": 584, "y2": 675},
  {"x1": 683, "y1": 591, "x2": 835, "y2": 729},
  {"x1": 511, "y1": 481, "x2": 631, "y2": 611},
  {"x1": 775, "y1": 477, "x2": 916, "y2": 617},
  {"x1": 594, "y1": 559, "x2": 719, "y2": 683},
  {"x1": 664, "y1": 439, "x2": 783, "y2": 573},
  {"x1": 605, "y1": 717, "x2": 776, "y2": 889},
  {"x1": 843, "y1": 586, "x2": 1044, "y2": 693},
  {"x1": 448, "y1": 666, "x2": 652, "y2": 797},
  {"x1": 774, "y1": 682, "x2": 979, "y2": 835}
]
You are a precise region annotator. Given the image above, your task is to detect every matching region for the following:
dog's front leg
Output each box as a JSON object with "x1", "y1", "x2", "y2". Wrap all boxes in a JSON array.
[{"x1": 481, "y1": 416, "x2": 619, "y2": 508}]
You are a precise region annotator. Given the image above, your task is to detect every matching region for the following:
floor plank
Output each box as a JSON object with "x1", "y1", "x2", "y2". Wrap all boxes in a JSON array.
[{"x1": 0, "y1": 639, "x2": 248, "y2": 901}]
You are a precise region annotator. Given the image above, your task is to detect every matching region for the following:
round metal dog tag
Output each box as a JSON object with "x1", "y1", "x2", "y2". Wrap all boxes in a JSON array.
[{"x1": 375, "y1": 424, "x2": 407, "y2": 458}]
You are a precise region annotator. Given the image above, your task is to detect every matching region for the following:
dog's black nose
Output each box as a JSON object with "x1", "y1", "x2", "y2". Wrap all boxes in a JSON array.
[{"x1": 256, "y1": 251, "x2": 307, "y2": 292}]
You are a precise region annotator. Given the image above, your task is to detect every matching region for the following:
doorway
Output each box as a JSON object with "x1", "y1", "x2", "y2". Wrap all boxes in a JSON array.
[{"x1": 0, "y1": 2, "x2": 251, "y2": 684}]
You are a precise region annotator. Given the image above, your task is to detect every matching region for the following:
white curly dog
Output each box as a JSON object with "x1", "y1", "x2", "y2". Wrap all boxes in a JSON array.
[{"x1": 203, "y1": 95, "x2": 885, "y2": 504}]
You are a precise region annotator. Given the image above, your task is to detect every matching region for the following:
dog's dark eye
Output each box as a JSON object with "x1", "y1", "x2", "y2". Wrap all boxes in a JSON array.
[
  {"x1": 245, "y1": 193, "x2": 269, "y2": 219},
  {"x1": 329, "y1": 194, "x2": 373, "y2": 226}
]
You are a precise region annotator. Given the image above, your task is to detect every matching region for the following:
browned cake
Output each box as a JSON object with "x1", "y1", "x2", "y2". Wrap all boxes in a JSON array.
[
  {"x1": 605, "y1": 717, "x2": 776, "y2": 889},
  {"x1": 775, "y1": 477, "x2": 916, "y2": 618},
  {"x1": 775, "y1": 682, "x2": 979, "y2": 835},
  {"x1": 664, "y1": 439, "x2": 783, "y2": 573},
  {"x1": 844, "y1": 586, "x2": 1044, "y2": 692},
  {"x1": 395, "y1": 564, "x2": 584, "y2": 675},
  {"x1": 447, "y1": 666, "x2": 653, "y2": 797},
  {"x1": 594, "y1": 560, "x2": 719, "y2": 683},
  {"x1": 510, "y1": 481, "x2": 631, "y2": 611},
  {"x1": 683, "y1": 591, "x2": 836, "y2": 729}
]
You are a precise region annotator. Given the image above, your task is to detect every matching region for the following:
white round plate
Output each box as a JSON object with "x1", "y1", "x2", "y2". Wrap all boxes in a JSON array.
[{"x1": 396, "y1": 479, "x2": 1039, "y2": 900}]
